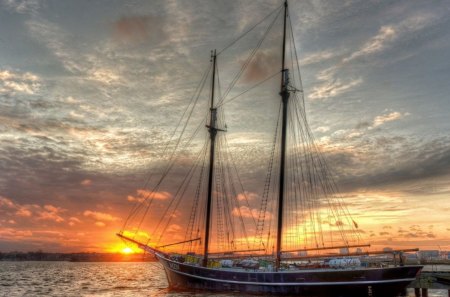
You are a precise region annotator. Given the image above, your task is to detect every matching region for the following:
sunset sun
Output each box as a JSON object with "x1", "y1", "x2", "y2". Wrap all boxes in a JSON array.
[{"x1": 121, "y1": 247, "x2": 134, "y2": 254}]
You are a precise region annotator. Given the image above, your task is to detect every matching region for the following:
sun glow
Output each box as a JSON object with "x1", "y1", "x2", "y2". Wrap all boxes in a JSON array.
[{"x1": 121, "y1": 247, "x2": 134, "y2": 254}]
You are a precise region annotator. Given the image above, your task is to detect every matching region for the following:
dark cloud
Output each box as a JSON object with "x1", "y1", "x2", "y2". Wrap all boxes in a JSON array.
[
  {"x1": 0, "y1": 142, "x2": 135, "y2": 207},
  {"x1": 325, "y1": 137, "x2": 450, "y2": 193},
  {"x1": 355, "y1": 121, "x2": 370, "y2": 130}
]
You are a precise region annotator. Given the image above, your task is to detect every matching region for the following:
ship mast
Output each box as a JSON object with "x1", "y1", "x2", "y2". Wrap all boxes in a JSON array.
[
  {"x1": 275, "y1": 0, "x2": 289, "y2": 271},
  {"x1": 203, "y1": 49, "x2": 218, "y2": 267}
]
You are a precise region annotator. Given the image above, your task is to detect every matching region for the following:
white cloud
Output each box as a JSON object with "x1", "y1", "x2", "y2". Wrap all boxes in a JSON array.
[
  {"x1": 371, "y1": 111, "x2": 408, "y2": 128},
  {"x1": 344, "y1": 13, "x2": 436, "y2": 63},
  {"x1": 0, "y1": 69, "x2": 40, "y2": 95},
  {"x1": 315, "y1": 126, "x2": 330, "y2": 133},
  {"x1": 26, "y1": 18, "x2": 123, "y2": 86},
  {"x1": 344, "y1": 26, "x2": 397, "y2": 62},
  {"x1": 310, "y1": 12, "x2": 438, "y2": 100},
  {"x1": 300, "y1": 50, "x2": 337, "y2": 66},
  {"x1": 2, "y1": 0, "x2": 40, "y2": 14},
  {"x1": 309, "y1": 78, "x2": 362, "y2": 100},
  {"x1": 26, "y1": 18, "x2": 85, "y2": 74}
]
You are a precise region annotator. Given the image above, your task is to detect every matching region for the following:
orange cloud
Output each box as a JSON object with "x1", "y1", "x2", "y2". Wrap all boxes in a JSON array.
[
  {"x1": 95, "y1": 221, "x2": 106, "y2": 227},
  {"x1": 236, "y1": 191, "x2": 259, "y2": 201},
  {"x1": 68, "y1": 217, "x2": 82, "y2": 226},
  {"x1": 232, "y1": 206, "x2": 255, "y2": 218},
  {"x1": 242, "y1": 50, "x2": 279, "y2": 83},
  {"x1": 1, "y1": 196, "x2": 68, "y2": 223},
  {"x1": 83, "y1": 210, "x2": 119, "y2": 222},
  {"x1": 113, "y1": 15, "x2": 166, "y2": 45},
  {"x1": 16, "y1": 207, "x2": 32, "y2": 217},
  {"x1": 80, "y1": 179, "x2": 92, "y2": 186},
  {"x1": 0, "y1": 196, "x2": 15, "y2": 208},
  {"x1": 0, "y1": 228, "x2": 33, "y2": 240},
  {"x1": 166, "y1": 224, "x2": 182, "y2": 233},
  {"x1": 37, "y1": 205, "x2": 65, "y2": 222}
]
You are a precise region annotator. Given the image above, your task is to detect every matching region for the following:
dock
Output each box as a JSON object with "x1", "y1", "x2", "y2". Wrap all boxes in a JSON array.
[{"x1": 408, "y1": 269, "x2": 450, "y2": 297}]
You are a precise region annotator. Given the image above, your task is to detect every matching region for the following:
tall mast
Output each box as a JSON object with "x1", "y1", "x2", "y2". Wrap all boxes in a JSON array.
[
  {"x1": 203, "y1": 49, "x2": 217, "y2": 267},
  {"x1": 276, "y1": 0, "x2": 290, "y2": 271}
]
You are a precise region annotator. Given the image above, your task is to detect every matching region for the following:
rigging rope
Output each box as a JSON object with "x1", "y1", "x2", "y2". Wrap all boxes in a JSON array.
[
  {"x1": 217, "y1": 4, "x2": 283, "y2": 56},
  {"x1": 121, "y1": 64, "x2": 212, "y2": 235},
  {"x1": 216, "y1": 7, "x2": 283, "y2": 107}
]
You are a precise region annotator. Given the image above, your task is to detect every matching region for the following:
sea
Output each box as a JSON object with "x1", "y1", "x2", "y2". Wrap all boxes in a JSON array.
[{"x1": 0, "y1": 262, "x2": 448, "y2": 297}]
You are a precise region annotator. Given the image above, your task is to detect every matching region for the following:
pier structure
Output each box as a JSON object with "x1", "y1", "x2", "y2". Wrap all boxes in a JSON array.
[{"x1": 409, "y1": 269, "x2": 450, "y2": 297}]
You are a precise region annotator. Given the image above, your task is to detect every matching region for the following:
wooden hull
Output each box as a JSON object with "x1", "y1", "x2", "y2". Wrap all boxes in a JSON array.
[{"x1": 156, "y1": 253, "x2": 422, "y2": 296}]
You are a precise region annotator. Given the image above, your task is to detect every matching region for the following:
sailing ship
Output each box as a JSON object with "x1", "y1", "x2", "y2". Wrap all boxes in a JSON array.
[{"x1": 118, "y1": 1, "x2": 422, "y2": 296}]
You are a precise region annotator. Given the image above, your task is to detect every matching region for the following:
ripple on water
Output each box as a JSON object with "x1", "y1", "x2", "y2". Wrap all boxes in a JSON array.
[{"x1": 0, "y1": 262, "x2": 448, "y2": 297}]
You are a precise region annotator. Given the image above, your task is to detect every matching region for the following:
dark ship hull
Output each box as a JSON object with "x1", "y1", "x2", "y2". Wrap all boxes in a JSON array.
[{"x1": 157, "y1": 253, "x2": 422, "y2": 296}]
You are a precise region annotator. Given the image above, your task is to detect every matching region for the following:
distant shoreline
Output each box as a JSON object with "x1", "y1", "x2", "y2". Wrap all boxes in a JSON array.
[{"x1": 0, "y1": 251, "x2": 157, "y2": 262}]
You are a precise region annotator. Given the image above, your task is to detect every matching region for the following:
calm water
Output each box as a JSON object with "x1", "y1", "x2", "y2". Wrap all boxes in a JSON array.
[{"x1": 0, "y1": 262, "x2": 447, "y2": 297}]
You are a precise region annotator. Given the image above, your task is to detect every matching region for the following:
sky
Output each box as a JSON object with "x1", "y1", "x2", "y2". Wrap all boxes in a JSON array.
[{"x1": 0, "y1": 0, "x2": 449, "y2": 253}]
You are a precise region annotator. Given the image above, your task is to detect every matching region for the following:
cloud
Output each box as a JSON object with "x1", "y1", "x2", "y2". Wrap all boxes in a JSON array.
[
  {"x1": 136, "y1": 189, "x2": 171, "y2": 200},
  {"x1": 0, "y1": 69, "x2": 40, "y2": 96},
  {"x1": 344, "y1": 26, "x2": 397, "y2": 62},
  {"x1": 345, "y1": 13, "x2": 436, "y2": 63},
  {"x1": 87, "y1": 69, "x2": 121, "y2": 85},
  {"x1": 113, "y1": 15, "x2": 168, "y2": 45},
  {"x1": 315, "y1": 126, "x2": 330, "y2": 133},
  {"x1": 236, "y1": 191, "x2": 258, "y2": 201},
  {"x1": 0, "y1": 228, "x2": 33, "y2": 240},
  {"x1": 232, "y1": 206, "x2": 256, "y2": 219},
  {"x1": 26, "y1": 18, "x2": 123, "y2": 86},
  {"x1": 232, "y1": 206, "x2": 270, "y2": 220},
  {"x1": 2, "y1": 0, "x2": 40, "y2": 14},
  {"x1": 242, "y1": 50, "x2": 279, "y2": 83},
  {"x1": 37, "y1": 205, "x2": 65, "y2": 222},
  {"x1": 166, "y1": 223, "x2": 181, "y2": 233},
  {"x1": 309, "y1": 78, "x2": 362, "y2": 100},
  {"x1": 26, "y1": 18, "x2": 85, "y2": 74},
  {"x1": 0, "y1": 197, "x2": 65, "y2": 223},
  {"x1": 68, "y1": 217, "x2": 81, "y2": 226},
  {"x1": 316, "y1": 135, "x2": 450, "y2": 194},
  {"x1": 80, "y1": 179, "x2": 92, "y2": 186},
  {"x1": 16, "y1": 207, "x2": 32, "y2": 217},
  {"x1": 401, "y1": 225, "x2": 436, "y2": 238},
  {"x1": 83, "y1": 210, "x2": 119, "y2": 222},
  {"x1": 95, "y1": 221, "x2": 106, "y2": 227},
  {"x1": 371, "y1": 111, "x2": 407, "y2": 128},
  {"x1": 308, "y1": 12, "x2": 438, "y2": 101},
  {"x1": 300, "y1": 50, "x2": 337, "y2": 66},
  {"x1": 0, "y1": 196, "x2": 15, "y2": 208}
]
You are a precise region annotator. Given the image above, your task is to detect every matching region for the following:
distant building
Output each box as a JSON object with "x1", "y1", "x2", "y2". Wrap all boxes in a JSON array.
[
  {"x1": 340, "y1": 248, "x2": 349, "y2": 255},
  {"x1": 419, "y1": 250, "x2": 440, "y2": 261}
]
